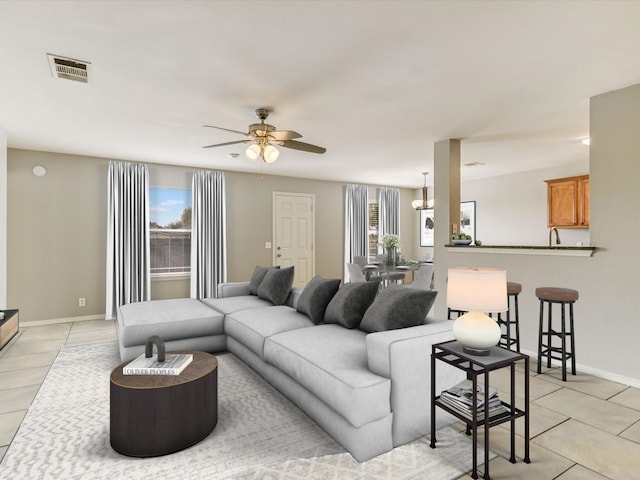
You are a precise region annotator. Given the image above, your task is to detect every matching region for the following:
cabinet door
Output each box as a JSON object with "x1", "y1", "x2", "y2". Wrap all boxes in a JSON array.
[
  {"x1": 578, "y1": 177, "x2": 590, "y2": 226},
  {"x1": 547, "y1": 180, "x2": 577, "y2": 227}
]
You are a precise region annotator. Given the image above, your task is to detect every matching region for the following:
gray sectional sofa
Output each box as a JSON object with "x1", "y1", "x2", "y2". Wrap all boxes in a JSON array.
[{"x1": 116, "y1": 268, "x2": 463, "y2": 462}]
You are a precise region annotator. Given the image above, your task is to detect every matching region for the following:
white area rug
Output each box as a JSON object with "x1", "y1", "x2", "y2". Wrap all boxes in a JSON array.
[{"x1": 0, "y1": 342, "x2": 488, "y2": 479}]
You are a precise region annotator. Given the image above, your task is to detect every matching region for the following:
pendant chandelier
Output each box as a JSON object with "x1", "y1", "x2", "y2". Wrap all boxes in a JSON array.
[{"x1": 411, "y1": 172, "x2": 433, "y2": 210}]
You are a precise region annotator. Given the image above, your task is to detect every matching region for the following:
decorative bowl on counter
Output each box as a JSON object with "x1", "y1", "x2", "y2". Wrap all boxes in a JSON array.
[{"x1": 452, "y1": 239, "x2": 473, "y2": 245}]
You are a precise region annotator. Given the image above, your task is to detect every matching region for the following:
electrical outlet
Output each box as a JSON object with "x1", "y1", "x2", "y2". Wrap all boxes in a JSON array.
[
  {"x1": 452, "y1": 224, "x2": 458, "y2": 234},
  {"x1": 79, "y1": 297, "x2": 86, "y2": 307}
]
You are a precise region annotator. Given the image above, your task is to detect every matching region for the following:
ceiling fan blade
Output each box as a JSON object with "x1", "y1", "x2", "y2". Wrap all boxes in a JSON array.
[
  {"x1": 203, "y1": 125, "x2": 248, "y2": 136},
  {"x1": 202, "y1": 140, "x2": 250, "y2": 149},
  {"x1": 269, "y1": 130, "x2": 302, "y2": 141},
  {"x1": 281, "y1": 140, "x2": 327, "y2": 154}
]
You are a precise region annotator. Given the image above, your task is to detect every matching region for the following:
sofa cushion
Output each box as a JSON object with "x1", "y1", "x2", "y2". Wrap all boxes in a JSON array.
[
  {"x1": 117, "y1": 298, "x2": 224, "y2": 348},
  {"x1": 324, "y1": 281, "x2": 378, "y2": 328},
  {"x1": 296, "y1": 275, "x2": 341, "y2": 324},
  {"x1": 258, "y1": 266, "x2": 295, "y2": 305},
  {"x1": 201, "y1": 295, "x2": 274, "y2": 316},
  {"x1": 225, "y1": 305, "x2": 313, "y2": 359},
  {"x1": 359, "y1": 287, "x2": 437, "y2": 333},
  {"x1": 249, "y1": 265, "x2": 279, "y2": 295},
  {"x1": 264, "y1": 324, "x2": 391, "y2": 428}
]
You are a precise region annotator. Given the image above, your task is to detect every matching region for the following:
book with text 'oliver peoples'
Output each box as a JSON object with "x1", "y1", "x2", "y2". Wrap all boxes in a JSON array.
[{"x1": 123, "y1": 353, "x2": 193, "y2": 375}]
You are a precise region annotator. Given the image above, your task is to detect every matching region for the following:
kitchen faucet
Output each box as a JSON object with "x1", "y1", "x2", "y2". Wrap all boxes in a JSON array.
[{"x1": 549, "y1": 227, "x2": 561, "y2": 247}]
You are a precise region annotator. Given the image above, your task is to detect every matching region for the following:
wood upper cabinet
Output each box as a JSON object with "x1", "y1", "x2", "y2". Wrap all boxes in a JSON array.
[{"x1": 545, "y1": 175, "x2": 589, "y2": 228}]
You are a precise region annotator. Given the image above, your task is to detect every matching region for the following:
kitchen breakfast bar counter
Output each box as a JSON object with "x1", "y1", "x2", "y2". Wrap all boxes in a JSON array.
[{"x1": 445, "y1": 245, "x2": 596, "y2": 257}]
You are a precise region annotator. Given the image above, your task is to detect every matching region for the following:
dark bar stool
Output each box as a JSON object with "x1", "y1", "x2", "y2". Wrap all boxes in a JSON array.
[
  {"x1": 497, "y1": 282, "x2": 522, "y2": 352},
  {"x1": 447, "y1": 308, "x2": 465, "y2": 320},
  {"x1": 536, "y1": 287, "x2": 579, "y2": 381}
]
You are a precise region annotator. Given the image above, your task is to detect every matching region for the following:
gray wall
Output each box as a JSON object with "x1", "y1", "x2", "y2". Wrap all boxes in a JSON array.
[
  {"x1": 461, "y1": 164, "x2": 590, "y2": 247},
  {"x1": 8, "y1": 150, "x2": 109, "y2": 322},
  {"x1": 6, "y1": 150, "x2": 417, "y2": 322},
  {"x1": 433, "y1": 82, "x2": 640, "y2": 386}
]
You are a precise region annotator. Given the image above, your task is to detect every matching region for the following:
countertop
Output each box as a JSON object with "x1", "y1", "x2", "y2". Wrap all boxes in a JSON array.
[{"x1": 445, "y1": 245, "x2": 596, "y2": 257}]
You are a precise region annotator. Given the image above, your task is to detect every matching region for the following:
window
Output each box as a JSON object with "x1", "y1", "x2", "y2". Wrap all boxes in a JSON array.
[
  {"x1": 368, "y1": 202, "x2": 379, "y2": 262},
  {"x1": 149, "y1": 187, "x2": 192, "y2": 275}
]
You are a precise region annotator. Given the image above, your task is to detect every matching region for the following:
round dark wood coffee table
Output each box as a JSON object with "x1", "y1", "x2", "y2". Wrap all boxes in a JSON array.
[{"x1": 110, "y1": 350, "x2": 218, "y2": 457}]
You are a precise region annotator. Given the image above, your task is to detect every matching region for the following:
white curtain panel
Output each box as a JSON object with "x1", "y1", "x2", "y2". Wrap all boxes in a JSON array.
[
  {"x1": 378, "y1": 186, "x2": 400, "y2": 240},
  {"x1": 105, "y1": 161, "x2": 150, "y2": 320},
  {"x1": 344, "y1": 184, "x2": 369, "y2": 280},
  {"x1": 190, "y1": 169, "x2": 227, "y2": 299}
]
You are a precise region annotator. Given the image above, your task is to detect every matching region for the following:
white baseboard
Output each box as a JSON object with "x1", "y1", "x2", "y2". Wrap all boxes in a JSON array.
[
  {"x1": 20, "y1": 314, "x2": 107, "y2": 328},
  {"x1": 521, "y1": 348, "x2": 640, "y2": 389}
]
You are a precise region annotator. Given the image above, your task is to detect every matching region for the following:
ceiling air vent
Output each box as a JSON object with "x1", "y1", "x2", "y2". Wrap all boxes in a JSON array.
[
  {"x1": 464, "y1": 161, "x2": 486, "y2": 167},
  {"x1": 47, "y1": 54, "x2": 90, "y2": 83}
]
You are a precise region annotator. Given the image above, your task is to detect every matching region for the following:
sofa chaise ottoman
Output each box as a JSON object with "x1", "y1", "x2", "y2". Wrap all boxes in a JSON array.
[{"x1": 116, "y1": 298, "x2": 226, "y2": 362}]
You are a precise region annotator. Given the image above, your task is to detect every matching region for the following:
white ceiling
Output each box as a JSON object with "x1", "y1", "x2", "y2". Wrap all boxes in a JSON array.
[{"x1": 1, "y1": 0, "x2": 640, "y2": 188}]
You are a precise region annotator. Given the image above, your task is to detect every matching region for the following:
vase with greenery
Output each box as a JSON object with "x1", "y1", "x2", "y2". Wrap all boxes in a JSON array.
[{"x1": 381, "y1": 234, "x2": 400, "y2": 267}]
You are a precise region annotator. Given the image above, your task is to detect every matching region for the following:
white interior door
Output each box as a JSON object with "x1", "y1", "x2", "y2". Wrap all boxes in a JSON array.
[{"x1": 273, "y1": 192, "x2": 315, "y2": 288}]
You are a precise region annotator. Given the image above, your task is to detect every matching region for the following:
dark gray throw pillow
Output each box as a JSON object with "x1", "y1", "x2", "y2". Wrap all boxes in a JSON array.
[
  {"x1": 324, "y1": 281, "x2": 379, "y2": 329},
  {"x1": 257, "y1": 266, "x2": 295, "y2": 305},
  {"x1": 359, "y1": 286, "x2": 438, "y2": 333},
  {"x1": 249, "y1": 265, "x2": 280, "y2": 295},
  {"x1": 296, "y1": 275, "x2": 341, "y2": 324}
]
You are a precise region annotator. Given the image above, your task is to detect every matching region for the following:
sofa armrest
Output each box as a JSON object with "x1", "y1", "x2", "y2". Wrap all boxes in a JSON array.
[
  {"x1": 217, "y1": 281, "x2": 251, "y2": 298},
  {"x1": 366, "y1": 318, "x2": 464, "y2": 447}
]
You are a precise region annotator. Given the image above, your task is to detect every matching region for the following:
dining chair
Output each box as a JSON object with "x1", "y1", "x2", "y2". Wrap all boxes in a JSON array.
[
  {"x1": 347, "y1": 263, "x2": 367, "y2": 282},
  {"x1": 402, "y1": 263, "x2": 434, "y2": 290},
  {"x1": 353, "y1": 255, "x2": 368, "y2": 268},
  {"x1": 354, "y1": 254, "x2": 381, "y2": 281},
  {"x1": 347, "y1": 263, "x2": 384, "y2": 291}
]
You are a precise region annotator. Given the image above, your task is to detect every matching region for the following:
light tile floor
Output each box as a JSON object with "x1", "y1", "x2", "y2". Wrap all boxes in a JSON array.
[{"x1": 1, "y1": 320, "x2": 639, "y2": 479}]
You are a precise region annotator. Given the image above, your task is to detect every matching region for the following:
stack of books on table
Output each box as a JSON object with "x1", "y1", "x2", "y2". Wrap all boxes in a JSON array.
[
  {"x1": 440, "y1": 379, "x2": 508, "y2": 421},
  {"x1": 123, "y1": 353, "x2": 193, "y2": 375}
]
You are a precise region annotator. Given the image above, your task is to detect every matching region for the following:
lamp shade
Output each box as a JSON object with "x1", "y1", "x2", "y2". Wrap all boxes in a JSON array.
[
  {"x1": 446, "y1": 267, "x2": 507, "y2": 355},
  {"x1": 446, "y1": 267, "x2": 507, "y2": 313},
  {"x1": 263, "y1": 144, "x2": 280, "y2": 163},
  {"x1": 246, "y1": 144, "x2": 261, "y2": 161}
]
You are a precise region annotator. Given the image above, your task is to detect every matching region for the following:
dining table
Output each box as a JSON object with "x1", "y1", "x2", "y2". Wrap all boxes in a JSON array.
[{"x1": 363, "y1": 261, "x2": 432, "y2": 287}]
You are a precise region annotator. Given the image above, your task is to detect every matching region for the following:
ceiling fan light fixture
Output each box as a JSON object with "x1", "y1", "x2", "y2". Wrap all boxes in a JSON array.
[
  {"x1": 204, "y1": 107, "x2": 325, "y2": 164},
  {"x1": 263, "y1": 145, "x2": 280, "y2": 163},
  {"x1": 246, "y1": 144, "x2": 261, "y2": 161}
]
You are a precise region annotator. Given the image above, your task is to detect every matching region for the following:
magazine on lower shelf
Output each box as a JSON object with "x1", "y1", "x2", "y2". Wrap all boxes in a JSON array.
[
  {"x1": 439, "y1": 395, "x2": 508, "y2": 421},
  {"x1": 441, "y1": 379, "x2": 498, "y2": 408},
  {"x1": 123, "y1": 353, "x2": 193, "y2": 375},
  {"x1": 439, "y1": 379, "x2": 508, "y2": 420}
]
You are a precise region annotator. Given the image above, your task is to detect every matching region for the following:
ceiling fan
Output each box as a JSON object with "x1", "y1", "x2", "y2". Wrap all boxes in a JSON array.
[{"x1": 203, "y1": 107, "x2": 327, "y2": 163}]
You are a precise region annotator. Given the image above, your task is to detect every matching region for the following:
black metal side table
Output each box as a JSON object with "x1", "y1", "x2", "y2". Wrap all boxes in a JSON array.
[{"x1": 430, "y1": 340, "x2": 530, "y2": 480}]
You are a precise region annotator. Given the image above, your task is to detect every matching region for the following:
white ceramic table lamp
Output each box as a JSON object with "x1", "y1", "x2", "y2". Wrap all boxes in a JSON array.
[{"x1": 446, "y1": 267, "x2": 507, "y2": 356}]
